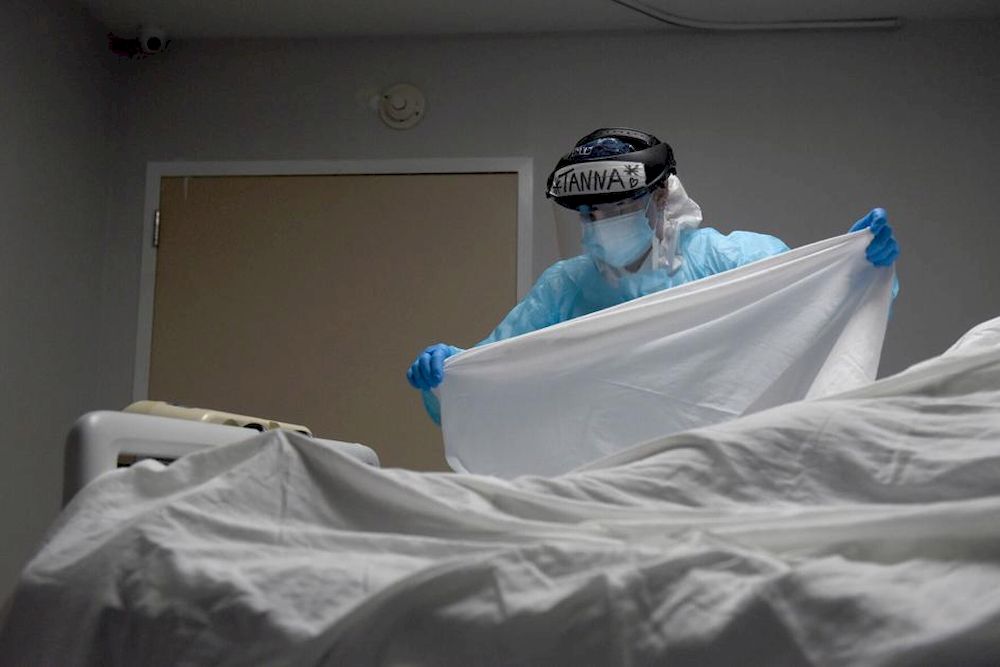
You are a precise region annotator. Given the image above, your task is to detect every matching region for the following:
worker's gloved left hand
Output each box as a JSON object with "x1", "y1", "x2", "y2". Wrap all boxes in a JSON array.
[
  {"x1": 849, "y1": 207, "x2": 899, "y2": 267},
  {"x1": 406, "y1": 343, "x2": 462, "y2": 390}
]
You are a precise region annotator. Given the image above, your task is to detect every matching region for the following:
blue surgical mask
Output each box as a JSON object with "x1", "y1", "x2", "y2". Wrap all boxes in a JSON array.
[{"x1": 581, "y1": 208, "x2": 654, "y2": 268}]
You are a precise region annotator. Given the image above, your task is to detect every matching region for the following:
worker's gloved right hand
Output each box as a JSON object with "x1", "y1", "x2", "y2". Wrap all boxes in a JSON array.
[{"x1": 406, "y1": 344, "x2": 462, "y2": 390}]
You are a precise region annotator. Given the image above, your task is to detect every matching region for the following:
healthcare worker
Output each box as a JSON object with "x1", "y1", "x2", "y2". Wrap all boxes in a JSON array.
[{"x1": 407, "y1": 127, "x2": 899, "y2": 423}]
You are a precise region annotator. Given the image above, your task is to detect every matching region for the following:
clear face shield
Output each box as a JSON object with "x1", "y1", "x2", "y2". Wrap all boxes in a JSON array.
[
  {"x1": 555, "y1": 192, "x2": 662, "y2": 274},
  {"x1": 583, "y1": 195, "x2": 657, "y2": 272},
  {"x1": 555, "y1": 175, "x2": 703, "y2": 278}
]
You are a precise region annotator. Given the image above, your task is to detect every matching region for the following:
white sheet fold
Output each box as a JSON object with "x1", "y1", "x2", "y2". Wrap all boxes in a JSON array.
[{"x1": 441, "y1": 231, "x2": 895, "y2": 478}]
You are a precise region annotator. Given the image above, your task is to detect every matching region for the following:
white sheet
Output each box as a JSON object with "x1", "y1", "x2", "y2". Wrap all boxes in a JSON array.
[
  {"x1": 441, "y1": 231, "x2": 895, "y2": 478},
  {"x1": 3, "y1": 317, "x2": 1000, "y2": 666}
]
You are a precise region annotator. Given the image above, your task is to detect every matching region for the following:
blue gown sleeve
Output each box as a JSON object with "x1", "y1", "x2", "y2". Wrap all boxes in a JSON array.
[
  {"x1": 420, "y1": 388, "x2": 443, "y2": 426},
  {"x1": 419, "y1": 261, "x2": 585, "y2": 425},
  {"x1": 683, "y1": 228, "x2": 791, "y2": 276},
  {"x1": 690, "y1": 227, "x2": 899, "y2": 306},
  {"x1": 418, "y1": 263, "x2": 575, "y2": 425},
  {"x1": 477, "y1": 262, "x2": 579, "y2": 346}
]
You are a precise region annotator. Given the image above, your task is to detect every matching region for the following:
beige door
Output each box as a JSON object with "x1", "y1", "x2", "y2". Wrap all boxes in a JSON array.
[{"x1": 149, "y1": 173, "x2": 518, "y2": 471}]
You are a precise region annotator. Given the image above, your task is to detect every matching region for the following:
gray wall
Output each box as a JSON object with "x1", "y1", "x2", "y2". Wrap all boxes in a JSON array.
[
  {"x1": 103, "y1": 21, "x2": 1000, "y2": 407},
  {"x1": 0, "y1": 0, "x2": 113, "y2": 601}
]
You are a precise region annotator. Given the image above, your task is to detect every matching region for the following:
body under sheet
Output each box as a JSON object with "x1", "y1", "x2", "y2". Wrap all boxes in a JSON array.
[{"x1": 3, "y1": 318, "x2": 1000, "y2": 666}]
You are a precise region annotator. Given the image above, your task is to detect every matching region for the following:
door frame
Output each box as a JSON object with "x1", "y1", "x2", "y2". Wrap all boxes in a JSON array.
[{"x1": 135, "y1": 157, "x2": 534, "y2": 401}]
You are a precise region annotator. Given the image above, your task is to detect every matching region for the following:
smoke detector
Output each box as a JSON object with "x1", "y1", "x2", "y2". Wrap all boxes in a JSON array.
[{"x1": 378, "y1": 84, "x2": 425, "y2": 130}]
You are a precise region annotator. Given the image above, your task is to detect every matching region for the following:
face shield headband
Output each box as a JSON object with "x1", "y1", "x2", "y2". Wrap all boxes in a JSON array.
[{"x1": 545, "y1": 132, "x2": 676, "y2": 210}]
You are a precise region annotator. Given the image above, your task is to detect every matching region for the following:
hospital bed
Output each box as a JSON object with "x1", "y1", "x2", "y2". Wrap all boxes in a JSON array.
[{"x1": 62, "y1": 410, "x2": 380, "y2": 504}]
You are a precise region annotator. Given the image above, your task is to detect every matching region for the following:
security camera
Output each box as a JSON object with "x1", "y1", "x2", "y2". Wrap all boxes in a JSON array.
[{"x1": 139, "y1": 25, "x2": 167, "y2": 54}]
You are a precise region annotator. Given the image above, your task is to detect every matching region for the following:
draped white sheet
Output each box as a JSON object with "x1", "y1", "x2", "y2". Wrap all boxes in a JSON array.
[
  {"x1": 3, "y1": 316, "x2": 999, "y2": 667},
  {"x1": 441, "y1": 231, "x2": 895, "y2": 478}
]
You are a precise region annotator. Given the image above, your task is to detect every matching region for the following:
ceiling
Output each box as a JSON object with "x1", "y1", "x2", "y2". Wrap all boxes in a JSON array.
[{"x1": 80, "y1": 0, "x2": 1000, "y2": 38}]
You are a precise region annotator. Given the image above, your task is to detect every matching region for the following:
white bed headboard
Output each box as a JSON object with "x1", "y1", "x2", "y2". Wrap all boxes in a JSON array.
[{"x1": 63, "y1": 411, "x2": 380, "y2": 505}]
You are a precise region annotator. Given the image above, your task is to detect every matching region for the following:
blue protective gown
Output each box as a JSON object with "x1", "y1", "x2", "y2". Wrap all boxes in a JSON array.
[
  {"x1": 421, "y1": 226, "x2": 791, "y2": 424},
  {"x1": 479, "y1": 227, "x2": 789, "y2": 345}
]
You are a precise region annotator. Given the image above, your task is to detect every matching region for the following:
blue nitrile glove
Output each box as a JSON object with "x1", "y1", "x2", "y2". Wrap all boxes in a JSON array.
[
  {"x1": 849, "y1": 207, "x2": 899, "y2": 267},
  {"x1": 406, "y1": 343, "x2": 462, "y2": 390}
]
